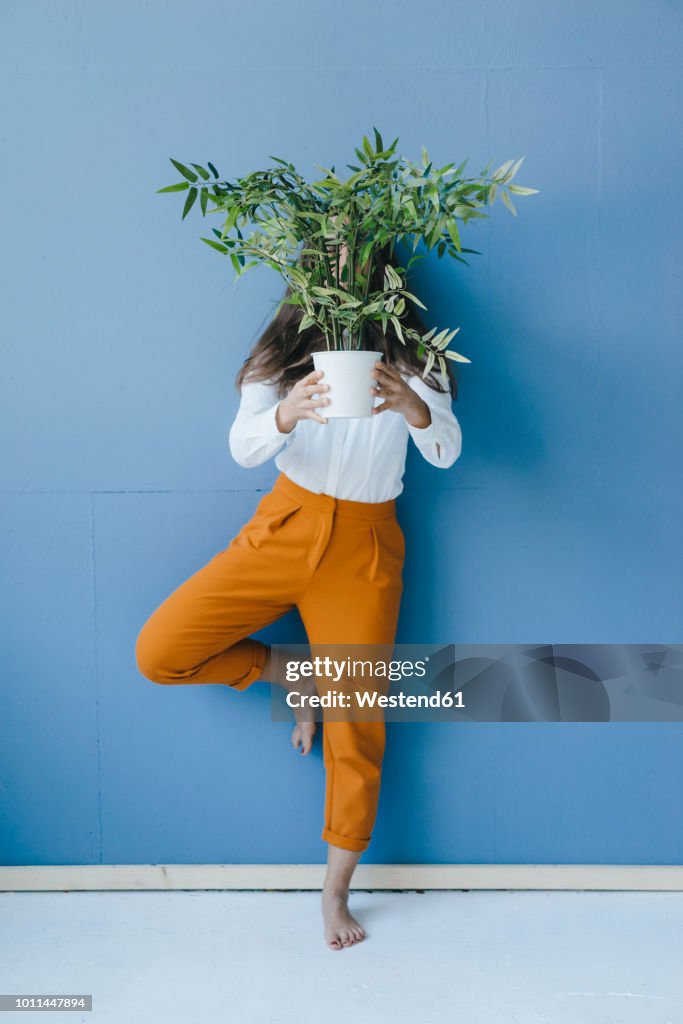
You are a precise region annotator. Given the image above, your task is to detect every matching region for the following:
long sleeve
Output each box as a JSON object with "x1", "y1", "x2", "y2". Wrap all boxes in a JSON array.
[
  {"x1": 405, "y1": 372, "x2": 462, "y2": 469},
  {"x1": 228, "y1": 379, "x2": 296, "y2": 469}
]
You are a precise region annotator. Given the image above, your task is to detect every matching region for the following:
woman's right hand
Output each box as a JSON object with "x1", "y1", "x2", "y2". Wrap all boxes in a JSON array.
[{"x1": 275, "y1": 370, "x2": 330, "y2": 433}]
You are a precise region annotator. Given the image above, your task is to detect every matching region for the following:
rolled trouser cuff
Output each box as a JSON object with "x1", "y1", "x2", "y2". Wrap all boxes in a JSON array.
[
  {"x1": 230, "y1": 639, "x2": 268, "y2": 691},
  {"x1": 321, "y1": 827, "x2": 370, "y2": 853}
]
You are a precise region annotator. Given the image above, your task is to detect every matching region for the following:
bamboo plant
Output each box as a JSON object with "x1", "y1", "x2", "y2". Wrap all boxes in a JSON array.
[{"x1": 157, "y1": 128, "x2": 538, "y2": 379}]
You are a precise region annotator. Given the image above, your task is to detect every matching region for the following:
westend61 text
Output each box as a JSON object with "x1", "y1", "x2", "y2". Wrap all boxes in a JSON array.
[{"x1": 286, "y1": 690, "x2": 465, "y2": 709}]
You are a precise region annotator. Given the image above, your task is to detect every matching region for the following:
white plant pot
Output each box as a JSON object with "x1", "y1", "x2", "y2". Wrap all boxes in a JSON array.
[{"x1": 312, "y1": 349, "x2": 382, "y2": 418}]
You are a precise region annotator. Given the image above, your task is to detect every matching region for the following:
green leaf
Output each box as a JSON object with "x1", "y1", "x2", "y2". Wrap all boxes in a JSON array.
[
  {"x1": 220, "y1": 205, "x2": 238, "y2": 235},
  {"x1": 312, "y1": 164, "x2": 341, "y2": 183},
  {"x1": 200, "y1": 237, "x2": 228, "y2": 253},
  {"x1": 500, "y1": 190, "x2": 517, "y2": 216},
  {"x1": 492, "y1": 159, "x2": 515, "y2": 181},
  {"x1": 384, "y1": 263, "x2": 402, "y2": 289},
  {"x1": 298, "y1": 315, "x2": 315, "y2": 333},
  {"x1": 400, "y1": 290, "x2": 427, "y2": 311},
  {"x1": 508, "y1": 184, "x2": 539, "y2": 196},
  {"x1": 444, "y1": 349, "x2": 472, "y2": 363},
  {"x1": 170, "y1": 158, "x2": 198, "y2": 182},
  {"x1": 311, "y1": 285, "x2": 352, "y2": 300},
  {"x1": 447, "y1": 218, "x2": 461, "y2": 252},
  {"x1": 207, "y1": 161, "x2": 219, "y2": 178},
  {"x1": 360, "y1": 239, "x2": 374, "y2": 266},
  {"x1": 427, "y1": 220, "x2": 442, "y2": 248},
  {"x1": 373, "y1": 126, "x2": 384, "y2": 154},
  {"x1": 190, "y1": 163, "x2": 210, "y2": 181},
  {"x1": 442, "y1": 326, "x2": 461, "y2": 347},
  {"x1": 199, "y1": 188, "x2": 208, "y2": 215},
  {"x1": 182, "y1": 186, "x2": 198, "y2": 220},
  {"x1": 156, "y1": 181, "x2": 190, "y2": 193},
  {"x1": 504, "y1": 156, "x2": 525, "y2": 183},
  {"x1": 391, "y1": 316, "x2": 405, "y2": 344}
]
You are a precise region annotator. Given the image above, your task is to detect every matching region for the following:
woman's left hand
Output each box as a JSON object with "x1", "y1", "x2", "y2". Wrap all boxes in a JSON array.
[{"x1": 370, "y1": 361, "x2": 432, "y2": 429}]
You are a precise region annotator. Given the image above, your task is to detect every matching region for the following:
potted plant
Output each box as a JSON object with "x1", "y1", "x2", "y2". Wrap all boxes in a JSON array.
[{"x1": 157, "y1": 128, "x2": 538, "y2": 416}]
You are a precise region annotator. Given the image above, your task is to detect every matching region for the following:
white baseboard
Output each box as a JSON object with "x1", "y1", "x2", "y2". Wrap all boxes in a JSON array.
[{"x1": 1, "y1": 864, "x2": 682, "y2": 892}]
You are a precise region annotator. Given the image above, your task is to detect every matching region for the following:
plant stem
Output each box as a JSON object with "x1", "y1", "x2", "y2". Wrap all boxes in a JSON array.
[
  {"x1": 348, "y1": 214, "x2": 359, "y2": 349},
  {"x1": 320, "y1": 245, "x2": 340, "y2": 349}
]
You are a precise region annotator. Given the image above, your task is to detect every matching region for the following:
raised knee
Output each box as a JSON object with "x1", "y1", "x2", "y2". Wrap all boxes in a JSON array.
[{"x1": 135, "y1": 626, "x2": 176, "y2": 684}]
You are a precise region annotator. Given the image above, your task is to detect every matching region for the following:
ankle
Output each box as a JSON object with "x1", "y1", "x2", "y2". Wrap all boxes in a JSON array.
[
  {"x1": 322, "y1": 880, "x2": 349, "y2": 901},
  {"x1": 261, "y1": 644, "x2": 308, "y2": 689},
  {"x1": 259, "y1": 645, "x2": 273, "y2": 682}
]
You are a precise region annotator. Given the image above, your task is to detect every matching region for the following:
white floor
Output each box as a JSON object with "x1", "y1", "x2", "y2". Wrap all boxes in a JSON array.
[{"x1": 1, "y1": 890, "x2": 681, "y2": 1023}]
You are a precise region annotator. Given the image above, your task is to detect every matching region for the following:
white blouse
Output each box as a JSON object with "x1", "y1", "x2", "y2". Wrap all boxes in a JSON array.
[{"x1": 228, "y1": 371, "x2": 463, "y2": 502}]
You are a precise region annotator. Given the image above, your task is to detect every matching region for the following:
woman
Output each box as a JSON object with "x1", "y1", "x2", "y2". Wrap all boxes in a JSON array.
[{"x1": 134, "y1": 240, "x2": 462, "y2": 950}]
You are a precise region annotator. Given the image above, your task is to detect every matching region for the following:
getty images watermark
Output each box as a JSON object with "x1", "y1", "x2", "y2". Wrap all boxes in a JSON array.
[{"x1": 268, "y1": 643, "x2": 683, "y2": 722}]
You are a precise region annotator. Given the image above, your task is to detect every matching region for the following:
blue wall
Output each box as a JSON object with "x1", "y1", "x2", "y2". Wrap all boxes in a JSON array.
[{"x1": 1, "y1": 1, "x2": 681, "y2": 866}]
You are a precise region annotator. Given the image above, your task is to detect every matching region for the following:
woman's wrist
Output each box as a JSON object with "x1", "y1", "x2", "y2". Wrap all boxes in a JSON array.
[
  {"x1": 404, "y1": 398, "x2": 432, "y2": 430},
  {"x1": 275, "y1": 400, "x2": 297, "y2": 434}
]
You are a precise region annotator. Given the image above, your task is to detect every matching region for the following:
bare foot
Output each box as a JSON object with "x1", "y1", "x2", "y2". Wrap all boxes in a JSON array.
[
  {"x1": 291, "y1": 719, "x2": 316, "y2": 755},
  {"x1": 322, "y1": 888, "x2": 366, "y2": 950},
  {"x1": 287, "y1": 672, "x2": 318, "y2": 755}
]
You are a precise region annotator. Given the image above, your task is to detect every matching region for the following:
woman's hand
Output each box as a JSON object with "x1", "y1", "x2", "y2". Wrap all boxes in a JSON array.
[
  {"x1": 370, "y1": 361, "x2": 432, "y2": 429},
  {"x1": 276, "y1": 369, "x2": 331, "y2": 433}
]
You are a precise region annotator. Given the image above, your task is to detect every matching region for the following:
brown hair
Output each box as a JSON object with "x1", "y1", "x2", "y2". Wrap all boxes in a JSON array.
[{"x1": 235, "y1": 242, "x2": 459, "y2": 401}]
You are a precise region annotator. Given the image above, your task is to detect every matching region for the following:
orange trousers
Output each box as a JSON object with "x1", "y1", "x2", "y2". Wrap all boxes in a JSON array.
[{"x1": 134, "y1": 470, "x2": 405, "y2": 852}]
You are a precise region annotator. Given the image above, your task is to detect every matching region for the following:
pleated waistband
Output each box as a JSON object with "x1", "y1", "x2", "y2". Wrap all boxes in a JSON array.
[{"x1": 273, "y1": 471, "x2": 397, "y2": 521}]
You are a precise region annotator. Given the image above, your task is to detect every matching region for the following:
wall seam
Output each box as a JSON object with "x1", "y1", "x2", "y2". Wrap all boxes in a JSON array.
[
  {"x1": 89, "y1": 492, "x2": 103, "y2": 864},
  {"x1": 596, "y1": 67, "x2": 603, "y2": 491}
]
